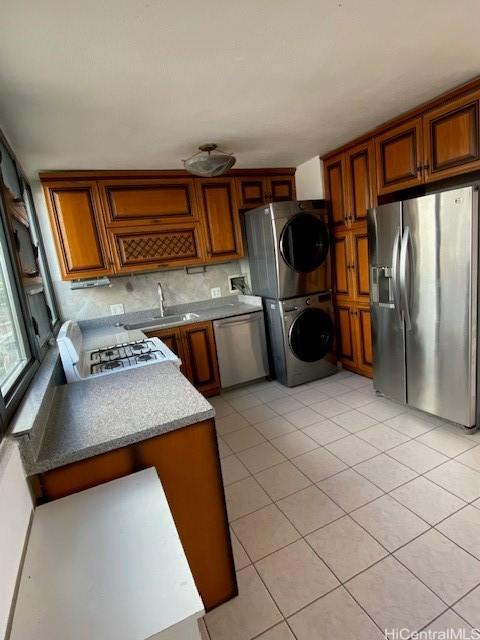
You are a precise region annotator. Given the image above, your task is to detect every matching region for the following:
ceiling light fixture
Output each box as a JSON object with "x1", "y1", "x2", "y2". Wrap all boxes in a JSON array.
[{"x1": 183, "y1": 143, "x2": 236, "y2": 177}]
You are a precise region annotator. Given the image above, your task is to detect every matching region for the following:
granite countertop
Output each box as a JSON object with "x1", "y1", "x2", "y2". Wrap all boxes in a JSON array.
[{"x1": 30, "y1": 363, "x2": 214, "y2": 474}]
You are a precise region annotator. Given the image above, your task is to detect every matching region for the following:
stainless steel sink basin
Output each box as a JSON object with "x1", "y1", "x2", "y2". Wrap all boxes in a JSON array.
[{"x1": 124, "y1": 312, "x2": 200, "y2": 330}]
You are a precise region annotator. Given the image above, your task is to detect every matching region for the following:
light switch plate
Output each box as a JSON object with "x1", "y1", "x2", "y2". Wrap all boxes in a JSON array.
[
  {"x1": 110, "y1": 303, "x2": 124, "y2": 316},
  {"x1": 210, "y1": 287, "x2": 221, "y2": 299}
]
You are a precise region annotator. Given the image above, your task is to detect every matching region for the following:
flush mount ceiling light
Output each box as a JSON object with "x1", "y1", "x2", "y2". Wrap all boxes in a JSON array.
[{"x1": 183, "y1": 143, "x2": 236, "y2": 177}]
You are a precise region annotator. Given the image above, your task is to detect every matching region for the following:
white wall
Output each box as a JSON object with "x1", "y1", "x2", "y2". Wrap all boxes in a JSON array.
[
  {"x1": 295, "y1": 156, "x2": 324, "y2": 200},
  {"x1": 0, "y1": 439, "x2": 32, "y2": 640}
]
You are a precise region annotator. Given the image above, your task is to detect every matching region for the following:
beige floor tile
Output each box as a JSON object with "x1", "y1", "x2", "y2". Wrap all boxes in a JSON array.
[
  {"x1": 231, "y1": 504, "x2": 300, "y2": 561},
  {"x1": 426, "y1": 460, "x2": 480, "y2": 501},
  {"x1": 237, "y1": 442, "x2": 286, "y2": 474},
  {"x1": 225, "y1": 476, "x2": 271, "y2": 521},
  {"x1": 255, "y1": 539, "x2": 339, "y2": 616},
  {"x1": 292, "y1": 446, "x2": 347, "y2": 482},
  {"x1": 347, "y1": 557, "x2": 445, "y2": 633},
  {"x1": 318, "y1": 468, "x2": 383, "y2": 512},
  {"x1": 216, "y1": 412, "x2": 250, "y2": 435},
  {"x1": 455, "y1": 445, "x2": 480, "y2": 471},
  {"x1": 291, "y1": 388, "x2": 329, "y2": 405},
  {"x1": 437, "y1": 505, "x2": 480, "y2": 559},
  {"x1": 325, "y1": 435, "x2": 380, "y2": 465},
  {"x1": 335, "y1": 390, "x2": 374, "y2": 409},
  {"x1": 390, "y1": 477, "x2": 465, "y2": 525},
  {"x1": 288, "y1": 586, "x2": 384, "y2": 640},
  {"x1": 339, "y1": 374, "x2": 372, "y2": 390},
  {"x1": 422, "y1": 610, "x2": 474, "y2": 636},
  {"x1": 198, "y1": 618, "x2": 210, "y2": 640},
  {"x1": 385, "y1": 412, "x2": 437, "y2": 437},
  {"x1": 270, "y1": 431, "x2": 318, "y2": 458},
  {"x1": 255, "y1": 415, "x2": 298, "y2": 440},
  {"x1": 354, "y1": 453, "x2": 417, "y2": 491},
  {"x1": 205, "y1": 566, "x2": 282, "y2": 640},
  {"x1": 357, "y1": 423, "x2": 410, "y2": 451},
  {"x1": 331, "y1": 409, "x2": 378, "y2": 432},
  {"x1": 222, "y1": 387, "x2": 256, "y2": 401},
  {"x1": 387, "y1": 439, "x2": 448, "y2": 473},
  {"x1": 267, "y1": 396, "x2": 304, "y2": 415},
  {"x1": 229, "y1": 393, "x2": 263, "y2": 411},
  {"x1": 210, "y1": 396, "x2": 235, "y2": 418},
  {"x1": 359, "y1": 399, "x2": 406, "y2": 422},
  {"x1": 230, "y1": 529, "x2": 251, "y2": 570},
  {"x1": 416, "y1": 428, "x2": 477, "y2": 457},
  {"x1": 309, "y1": 398, "x2": 350, "y2": 418},
  {"x1": 255, "y1": 461, "x2": 311, "y2": 501},
  {"x1": 307, "y1": 515, "x2": 387, "y2": 581},
  {"x1": 217, "y1": 437, "x2": 233, "y2": 458},
  {"x1": 453, "y1": 585, "x2": 480, "y2": 628},
  {"x1": 315, "y1": 381, "x2": 351, "y2": 397},
  {"x1": 222, "y1": 426, "x2": 266, "y2": 452},
  {"x1": 241, "y1": 404, "x2": 278, "y2": 425},
  {"x1": 302, "y1": 420, "x2": 349, "y2": 445},
  {"x1": 252, "y1": 386, "x2": 288, "y2": 403},
  {"x1": 283, "y1": 406, "x2": 323, "y2": 427},
  {"x1": 221, "y1": 455, "x2": 251, "y2": 485},
  {"x1": 351, "y1": 495, "x2": 429, "y2": 551},
  {"x1": 395, "y1": 529, "x2": 480, "y2": 604},
  {"x1": 255, "y1": 622, "x2": 295, "y2": 639},
  {"x1": 277, "y1": 485, "x2": 343, "y2": 535}
]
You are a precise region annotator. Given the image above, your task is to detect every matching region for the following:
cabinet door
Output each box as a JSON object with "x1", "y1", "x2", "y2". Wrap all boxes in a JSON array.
[
  {"x1": 375, "y1": 117, "x2": 424, "y2": 195},
  {"x1": 268, "y1": 176, "x2": 295, "y2": 202},
  {"x1": 345, "y1": 141, "x2": 376, "y2": 223},
  {"x1": 43, "y1": 181, "x2": 113, "y2": 280},
  {"x1": 353, "y1": 305, "x2": 373, "y2": 377},
  {"x1": 98, "y1": 178, "x2": 197, "y2": 226},
  {"x1": 351, "y1": 225, "x2": 370, "y2": 301},
  {"x1": 335, "y1": 302, "x2": 356, "y2": 369},
  {"x1": 145, "y1": 326, "x2": 188, "y2": 375},
  {"x1": 324, "y1": 154, "x2": 347, "y2": 227},
  {"x1": 196, "y1": 178, "x2": 244, "y2": 262},
  {"x1": 108, "y1": 223, "x2": 205, "y2": 273},
  {"x1": 423, "y1": 93, "x2": 480, "y2": 182},
  {"x1": 181, "y1": 321, "x2": 220, "y2": 396},
  {"x1": 235, "y1": 177, "x2": 267, "y2": 210},
  {"x1": 333, "y1": 231, "x2": 352, "y2": 298}
]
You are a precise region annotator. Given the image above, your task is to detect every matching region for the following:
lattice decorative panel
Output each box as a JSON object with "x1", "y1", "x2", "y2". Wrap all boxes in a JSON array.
[{"x1": 119, "y1": 230, "x2": 197, "y2": 264}]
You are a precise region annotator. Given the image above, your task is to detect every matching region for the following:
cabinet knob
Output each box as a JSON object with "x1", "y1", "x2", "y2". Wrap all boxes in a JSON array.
[
  {"x1": 416, "y1": 164, "x2": 423, "y2": 176},
  {"x1": 423, "y1": 163, "x2": 430, "y2": 173}
]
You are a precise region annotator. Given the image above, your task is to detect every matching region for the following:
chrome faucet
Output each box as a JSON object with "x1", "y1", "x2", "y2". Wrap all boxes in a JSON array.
[{"x1": 157, "y1": 282, "x2": 166, "y2": 317}]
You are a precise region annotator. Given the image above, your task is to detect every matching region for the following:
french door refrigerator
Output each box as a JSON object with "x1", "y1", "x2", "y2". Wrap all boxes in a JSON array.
[{"x1": 368, "y1": 186, "x2": 478, "y2": 428}]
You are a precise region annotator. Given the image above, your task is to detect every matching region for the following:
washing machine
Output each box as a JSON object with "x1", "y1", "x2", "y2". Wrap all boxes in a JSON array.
[
  {"x1": 244, "y1": 200, "x2": 331, "y2": 299},
  {"x1": 263, "y1": 292, "x2": 337, "y2": 387}
]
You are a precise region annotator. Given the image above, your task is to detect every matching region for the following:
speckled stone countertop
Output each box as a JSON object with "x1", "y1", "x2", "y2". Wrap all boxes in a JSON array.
[{"x1": 29, "y1": 363, "x2": 214, "y2": 474}]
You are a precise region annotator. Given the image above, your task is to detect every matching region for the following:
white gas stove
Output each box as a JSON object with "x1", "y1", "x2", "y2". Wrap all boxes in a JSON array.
[{"x1": 57, "y1": 320, "x2": 180, "y2": 383}]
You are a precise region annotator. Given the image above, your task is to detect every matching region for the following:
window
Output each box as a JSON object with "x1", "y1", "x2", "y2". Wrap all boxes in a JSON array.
[{"x1": 0, "y1": 135, "x2": 59, "y2": 436}]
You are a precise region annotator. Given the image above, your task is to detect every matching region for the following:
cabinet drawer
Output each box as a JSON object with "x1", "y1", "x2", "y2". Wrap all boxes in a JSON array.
[
  {"x1": 109, "y1": 224, "x2": 205, "y2": 273},
  {"x1": 99, "y1": 178, "x2": 197, "y2": 226}
]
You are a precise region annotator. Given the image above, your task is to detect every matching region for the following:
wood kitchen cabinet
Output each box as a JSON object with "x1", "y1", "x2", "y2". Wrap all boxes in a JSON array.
[
  {"x1": 146, "y1": 320, "x2": 220, "y2": 397},
  {"x1": 333, "y1": 226, "x2": 369, "y2": 303},
  {"x1": 235, "y1": 174, "x2": 295, "y2": 209},
  {"x1": 324, "y1": 154, "x2": 347, "y2": 227},
  {"x1": 42, "y1": 181, "x2": 113, "y2": 280},
  {"x1": 335, "y1": 302, "x2": 372, "y2": 378},
  {"x1": 33, "y1": 418, "x2": 237, "y2": 611},
  {"x1": 195, "y1": 178, "x2": 244, "y2": 261}
]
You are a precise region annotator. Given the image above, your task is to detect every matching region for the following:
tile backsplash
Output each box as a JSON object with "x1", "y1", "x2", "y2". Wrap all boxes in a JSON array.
[{"x1": 53, "y1": 261, "x2": 247, "y2": 321}]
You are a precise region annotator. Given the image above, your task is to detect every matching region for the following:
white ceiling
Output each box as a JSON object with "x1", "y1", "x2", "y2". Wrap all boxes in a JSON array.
[{"x1": 1, "y1": 0, "x2": 480, "y2": 178}]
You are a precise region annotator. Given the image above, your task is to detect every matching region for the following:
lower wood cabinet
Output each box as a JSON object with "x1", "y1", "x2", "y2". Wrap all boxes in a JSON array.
[
  {"x1": 147, "y1": 320, "x2": 221, "y2": 397},
  {"x1": 335, "y1": 301, "x2": 372, "y2": 377},
  {"x1": 33, "y1": 419, "x2": 237, "y2": 611}
]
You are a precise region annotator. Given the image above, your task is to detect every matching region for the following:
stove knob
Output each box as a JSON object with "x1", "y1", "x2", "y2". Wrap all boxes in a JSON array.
[{"x1": 305, "y1": 297, "x2": 311, "y2": 305}]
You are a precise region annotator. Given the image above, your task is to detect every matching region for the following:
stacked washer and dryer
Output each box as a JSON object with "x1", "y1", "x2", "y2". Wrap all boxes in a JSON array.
[{"x1": 244, "y1": 200, "x2": 337, "y2": 387}]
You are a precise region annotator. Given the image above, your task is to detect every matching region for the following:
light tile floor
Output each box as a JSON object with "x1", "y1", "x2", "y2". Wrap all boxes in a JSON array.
[{"x1": 202, "y1": 371, "x2": 480, "y2": 640}]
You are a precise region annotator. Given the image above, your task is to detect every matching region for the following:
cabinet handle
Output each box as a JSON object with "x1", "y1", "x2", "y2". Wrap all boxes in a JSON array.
[
  {"x1": 423, "y1": 162, "x2": 430, "y2": 173},
  {"x1": 416, "y1": 164, "x2": 423, "y2": 177}
]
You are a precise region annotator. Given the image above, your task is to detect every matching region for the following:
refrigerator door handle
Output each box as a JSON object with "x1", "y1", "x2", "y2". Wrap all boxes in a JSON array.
[
  {"x1": 391, "y1": 227, "x2": 402, "y2": 322},
  {"x1": 399, "y1": 226, "x2": 412, "y2": 330}
]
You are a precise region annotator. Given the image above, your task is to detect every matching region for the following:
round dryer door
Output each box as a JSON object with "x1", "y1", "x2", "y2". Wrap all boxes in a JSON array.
[
  {"x1": 289, "y1": 308, "x2": 334, "y2": 362},
  {"x1": 279, "y1": 212, "x2": 329, "y2": 273}
]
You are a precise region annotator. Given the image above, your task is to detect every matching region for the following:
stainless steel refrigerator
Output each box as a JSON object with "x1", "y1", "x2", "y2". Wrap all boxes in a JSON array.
[{"x1": 368, "y1": 186, "x2": 478, "y2": 429}]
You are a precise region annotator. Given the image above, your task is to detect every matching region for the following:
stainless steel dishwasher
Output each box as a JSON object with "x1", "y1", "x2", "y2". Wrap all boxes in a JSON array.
[{"x1": 213, "y1": 311, "x2": 269, "y2": 388}]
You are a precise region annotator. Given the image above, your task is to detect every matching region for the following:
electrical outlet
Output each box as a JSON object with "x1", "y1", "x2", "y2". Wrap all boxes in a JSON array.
[
  {"x1": 210, "y1": 287, "x2": 221, "y2": 299},
  {"x1": 110, "y1": 303, "x2": 124, "y2": 316}
]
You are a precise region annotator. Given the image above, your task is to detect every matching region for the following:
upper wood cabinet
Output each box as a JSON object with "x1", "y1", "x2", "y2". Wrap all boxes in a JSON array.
[
  {"x1": 423, "y1": 92, "x2": 480, "y2": 182},
  {"x1": 324, "y1": 142, "x2": 376, "y2": 228},
  {"x1": 195, "y1": 178, "x2": 244, "y2": 262},
  {"x1": 375, "y1": 117, "x2": 424, "y2": 195},
  {"x1": 235, "y1": 175, "x2": 296, "y2": 210},
  {"x1": 98, "y1": 178, "x2": 197, "y2": 226},
  {"x1": 43, "y1": 181, "x2": 113, "y2": 280}
]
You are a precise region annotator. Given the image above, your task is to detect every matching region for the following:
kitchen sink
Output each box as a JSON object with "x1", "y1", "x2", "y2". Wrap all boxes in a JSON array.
[{"x1": 124, "y1": 312, "x2": 200, "y2": 330}]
